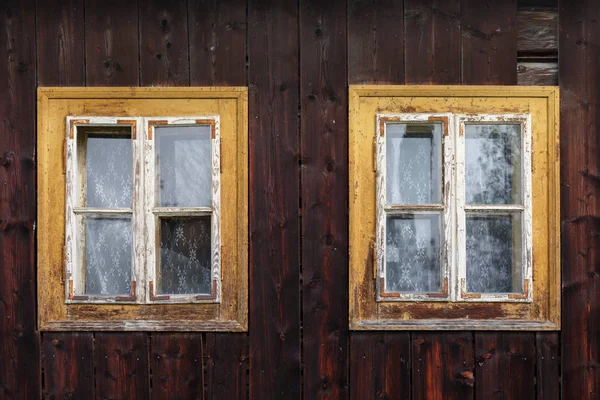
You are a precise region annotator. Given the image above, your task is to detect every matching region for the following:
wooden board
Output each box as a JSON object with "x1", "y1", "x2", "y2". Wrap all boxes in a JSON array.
[
  {"x1": 350, "y1": 333, "x2": 411, "y2": 400},
  {"x1": 248, "y1": 0, "x2": 301, "y2": 398},
  {"x1": 536, "y1": 332, "x2": 560, "y2": 400},
  {"x1": 205, "y1": 333, "x2": 248, "y2": 399},
  {"x1": 560, "y1": 0, "x2": 600, "y2": 397},
  {"x1": 300, "y1": 0, "x2": 349, "y2": 398},
  {"x1": 0, "y1": 1, "x2": 41, "y2": 398},
  {"x1": 404, "y1": 0, "x2": 461, "y2": 84},
  {"x1": 42, "y1": 333, "x2": 94, "y2": 399}
]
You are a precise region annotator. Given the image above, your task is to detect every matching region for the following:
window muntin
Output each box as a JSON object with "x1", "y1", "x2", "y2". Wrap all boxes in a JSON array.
[
  {"x1": 376, "y1": 113, "x2": 532, "y2": 303},
  {"x1": 65, "y1": 116, "x2": 220, "y2": 304},
  {"x1": 456, "y1": 115, "x2": 532, "y2": 302},
  {"x1": 145, "y1": 118, "x2": 220, "y2": 303},
  {"x1": 376, "y1": 114, "x2": 453, "y2": 301}
]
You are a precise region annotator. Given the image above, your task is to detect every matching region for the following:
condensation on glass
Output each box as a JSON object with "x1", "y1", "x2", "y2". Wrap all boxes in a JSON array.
[
  {"x1": 75, "y1": 127, "x2": 134, "y2": 296},
  {"x1": 464, "y1": 124, "x2": 525, "y2": 294},
  {"x1": 384, "y1": 122, "x2": 444, "y2": 294}
]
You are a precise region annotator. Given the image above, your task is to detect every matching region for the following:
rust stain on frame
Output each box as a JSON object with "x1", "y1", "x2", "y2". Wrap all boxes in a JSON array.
[
  {"x1": 508, "y1": 278, "x2": 530, "y2": 299},
  {"x1": 68, "y1": 279, "x2": 89, "y2": 301},
  {"x1": 461, "y1": 278, "x2": 482, "y2": 299},
  {"x1": 195, "y1": 279, "x2": 219, "y2": 301},
  {"x1": 147, "y1": 120, "x2": 168, "y2": 140},
  {"x1": 195, "y1": 119, "x2": 217, "y2": 139},
  {"x1": 115, "y1": 280, "x2": 137, "y2": 302},
  {"x1": 427, "y1": 115, "x2": 449, "y2": 136},
  {"x1": 117, "y1": 119, "x2": 137, "y2": 139},
  {"x1": 148, "y1": 280, "x2": 170, "y2": 301},
  {"x1": 427, "y1": 277, "x2": 449, "y2": 298},
  {"x1": 69, "y1": 119, "x2": 90, "y2": 139}
]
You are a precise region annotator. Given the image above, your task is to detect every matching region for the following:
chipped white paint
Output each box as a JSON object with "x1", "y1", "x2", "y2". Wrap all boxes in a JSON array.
[
  {"x1": 65, "y1": 116, "x2": 221, "y2": 305},
  {"x1": 144, "y1": 116, "x2": 221, "y2": 304},
  {"x1": 455, "y1": 114, "x2": 533, "y2": 303},
  {"x1": 65, "y1": 117, "x2": 142, "y2": 304},
  {"x1": 375, "y1": 113, "x2": 453, "y2": 302}
]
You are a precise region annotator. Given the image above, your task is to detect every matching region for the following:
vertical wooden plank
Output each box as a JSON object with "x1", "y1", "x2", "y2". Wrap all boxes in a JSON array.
[
  {"x1": 84, "y1": 0, "x2": 139, "y2": 86},
  {"x1": 300, "y1": 0, "x2": 348, "y2": 399},
  {"x1": 350, "y1": 333, "x2": 410, "y2": 400},
  {"x1": 140, "y1": 0, "x2": 189, "y2": 86},
  {"x1": 560, "y1": 0, "x2": 600, "y2": 398},
  {"x1": 189, "y1": 0, "x2": 246, "y2": 86},
  {"x1": 405, "y1": 0, "x2": 461, "y2": 84},
  {"x1": 150, "y1": 333, "x2": 203, "y2": 400},
  {"x1": 461, "y1": 0, "x2": 517, "y2": 84},
  {"x1": 411, "y1": 333, "x2": 474, "y2": 400},
  {"x1": 348, "y1": 0, "x2": 404, "y2": 84},
  {"x1": 348, "y1": 3, "x2": 410, "y2": 398},
  {"x1": 0, "y1": 1, "x2": 41, "y2": 399},
  {"x1": 94, "y1": 333, "x2": 150, "y2": 399},
  {"x1": 42, "y1": 333, "x2": 94, "y2": 399},
  {"x1": 248, "y1": 0, "x2": 301, "y2": 398},
  {"x1": 205, "y1": 333, "x2": 248, "y2": 400},
  {"x1": 36, "y1": 0, "x2": 85, "y2": 86},
  {"x1": 475, "y1": 333, "x2": 535, "y2": 400},
  {"x1": 536, "y1": 332, "x2": 559, "y2": 400}
]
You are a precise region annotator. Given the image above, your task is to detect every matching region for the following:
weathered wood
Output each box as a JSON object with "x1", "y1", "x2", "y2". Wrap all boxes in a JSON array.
[
  {"x1": 517, "y1": 62, "x2": 558, "y2": 85},
  {"x1": 411, "y1": 333, "x2": 474, "y2": 400},
  {"x1": 350, "y1": 333, "x2": 411, "y2": 400},
  {"x1": 300, "y1": 0, "x2": 349, "y2": 399},
  {"x1": 36, "y1": 0, "x2": 85, "y2": 86},
  {"x1": 151, "y1": 333, "x2": 203, "y2": 399},
  {"x1": 205, "y1": 333, "x2": 248, "y2": 400},
  {"x1": 42, "y1": 333, "x2": 94, "y2": 399},
  {"x1": 189, "y1": 0, "x2": 246, "y2": 86},
  {"x1": 0, "y1": 1, "x2": 40, "y2": 398},
  {"x1": 84, "y1": 0, "x2": 139, "y2": 85},
  {"x1": 140, "y1": 0, "x2": 190, "y2": 86},
  {"x1": 475, "y1": 333, "x2": 535, "y2": 400},
  {"x1": 94, "y1": 333, "x2": 150, "y2": 399},
  {"x1": 248, "y1": 0, "x2": 301, "y2": 398},
  {"x1": 517, "y1": 10, "x2": 558, "y2": 55},
  {"x1": 405, "y1": 0, "x2": 461, "y2": 84},
  {"x1": 536, "y1": 332, "x2": 559, "y2": 400},
  {"x1": 560, "y1": 0, "x2": 600, "y2": 398},
  {"x1": 348, "y1": 0, "x2": 404, "y2": 84},
  {"x1": 461, "y1": 0, "x2": 518, "y2": 84}
]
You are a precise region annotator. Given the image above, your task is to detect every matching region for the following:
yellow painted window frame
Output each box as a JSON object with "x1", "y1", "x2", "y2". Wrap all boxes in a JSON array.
[
  {"x1": 349, "y1": 85, "x2": 560, "y2": 331},
  {"x1": 37, "y1": 87, "x2": 248, "y2": 332}
]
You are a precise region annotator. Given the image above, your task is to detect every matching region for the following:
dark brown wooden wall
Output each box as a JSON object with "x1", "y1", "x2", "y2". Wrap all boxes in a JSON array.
[{"x1": 0, "y1": 0, "x2": 596, "y2": 398}]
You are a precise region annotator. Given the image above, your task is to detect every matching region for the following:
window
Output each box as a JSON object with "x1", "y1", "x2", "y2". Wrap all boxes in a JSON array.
[
  {"x1": 38, "y1": 88, "x2": 248, "y2": 331},
  {"x1": 349, "y1": 86, "x2": 560, "y2": 330}
]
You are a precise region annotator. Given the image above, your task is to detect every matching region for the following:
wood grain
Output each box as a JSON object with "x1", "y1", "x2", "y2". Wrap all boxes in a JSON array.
[
  {"x1": 461, "y1": 0, "x2": 518, "y2": 84},
  {"x1": 84, "y1": 0, "x2": 139, "y2": 85},
  {"x1": 517, "y1": 10, "x2": 558, "y2": 55},
  {"x1": 205, "y1": 333, "x2": 248, "y2": 400},
  {"x1": 189, "y1": 0, "x2": 246, "y2": 86},
  {"x1": 0, "y1": 1, "x2": 40, "y2": 398},
  {"x1": 475, "y1": 333, "x2": 535, "y2": 400},
  {"x1": 350, "y1": 333, "x2": 411, "y2": 400},
  {"x1": 411, "y1": 333, "x2": 474, "y2": 400},
  {"x1": 536, "y1": 332, "x2": 559, "y2": 400},
  {"x1": 140, "y1": 0, "x2": 190, "y2": 86},
  {"x1": 94, "y1": 333, "x2": 150, "y2": 399},
  {"x1": 42, "y1": 333, "x2": 94, "y2": 399},
  {"x1": 248, "y1": 0, "x2": 301, "y2": 398},
  {"x1": 560, "y1": 0, "x2": 600, "y2": 398},
  {"x1": 348, "y1": 0, "x2": 404, "y2": 84},
  {"x1": 300, "y1": 0, "x2": 349, "y2": 398},
  {"x1": 151, "y1": 333, "x2": 204, "y2": 399},
  {"x1": 405, "y1": 0, "x2": 461, "y2": 84}
]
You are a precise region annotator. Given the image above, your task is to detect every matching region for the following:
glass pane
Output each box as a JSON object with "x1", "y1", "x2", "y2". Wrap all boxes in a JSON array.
[
  {"x1": 385, "y1": 213, "x2": 442, "y2": 293},
  {"x1": 84, "y1": 133, "x2": 132, "y2": 208},
  {"x1": 466, "y1": 213, "x2": 523, "y2": 293},
  {"x1": 465, "y1": 124, "x2": 522, "y2": 204},
  {"x1": 155, "y1": 125, "x2": 212, "y2": 207},
  {"x1": 158, "y1": 216, "x2": 212, "y2": 295},
  {"x1": 83, "y1": 216, "x2": 132, "y2": 295},
  {"x1": 386, "y1": 123, "x2": 442, "y2": 205}
]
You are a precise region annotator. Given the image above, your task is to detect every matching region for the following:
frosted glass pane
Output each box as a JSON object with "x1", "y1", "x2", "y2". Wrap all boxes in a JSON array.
[
  {"x1": 465, "y1": 124, "x2": 522, "y2": 204},
  {"x1": 466, "y1": 213, "x2": 523, "y2": 293},
  {"x1": 85, "y1": 134, "x2": 132, "y2": 208},
  {"x1": 155, "y1": 126, "x2": 212, "y2": 207},
  {"x1": 386, "y1": 123, "x2": 442, "y2": 205},
  {"x1": 385, "y1": 213, "x2": 442, "y2": 293},
  {"x1": 84, "y1": 216, "x2": 132, "y2": 295},
  {"x1": 158, "y1": 217, "x2": 212, "y2": 295}
]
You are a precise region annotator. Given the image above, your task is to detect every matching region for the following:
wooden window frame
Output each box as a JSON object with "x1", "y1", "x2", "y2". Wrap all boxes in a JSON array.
[
  {"x1": 38, "y1": 87, "x2": 248, "y2": 331},
  {"x1": 349, "y1": 85, "x2": 560, "y2": 331}
]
